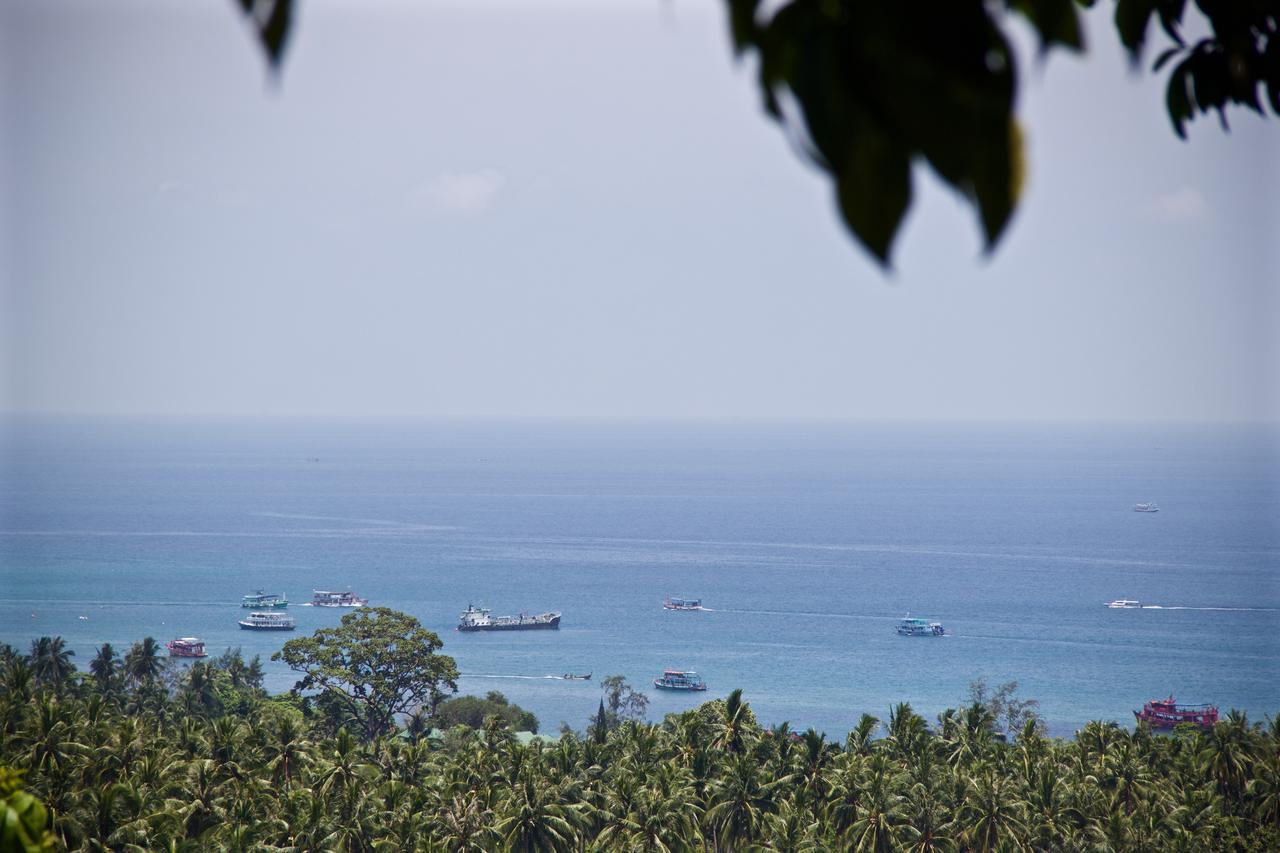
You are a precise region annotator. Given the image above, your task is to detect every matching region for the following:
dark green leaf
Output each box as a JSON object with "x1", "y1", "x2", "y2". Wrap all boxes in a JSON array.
[
  {"x1": 832, "y1": 123, "x2": 912, "y2": 265},
  {"x1": 1166, "y1": 61, "x2": 1192, "y2": 138},
  {"x1": 727, "y1": 0, "x2": 763, "y2": 55},
  {"x1": 1114, "y1": 0, "x2": 1157, "y2": 57},
  {"x1": 1008, "y1": 0, "x2": 1084, "y2": 53},
  {"x1": 1153, "y1": 46, "x2": 1182, "y2": 72}
]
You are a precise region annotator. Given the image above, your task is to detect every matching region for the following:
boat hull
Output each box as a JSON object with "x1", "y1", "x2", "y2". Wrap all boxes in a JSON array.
[
  {"x1": 238, "y1": 622, "x2": 296, "y2": 631},
  {"x1": 654, "y1": 682, "x2": 707, "y2": 691}
]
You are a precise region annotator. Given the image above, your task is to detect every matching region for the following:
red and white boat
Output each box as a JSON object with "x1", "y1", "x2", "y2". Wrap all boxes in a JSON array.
[
  {"x1": 1134, "y1": 695, "x2": 1218, "y2": 730},
  {"x1": 166, "y1": 637, "x2": 208, "y2": 658}
]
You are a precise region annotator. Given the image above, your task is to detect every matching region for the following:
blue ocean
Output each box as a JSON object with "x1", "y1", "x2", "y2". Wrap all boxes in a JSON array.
[{"x1": 2, "y1": 417, "x2": 1277, "y2": 738}]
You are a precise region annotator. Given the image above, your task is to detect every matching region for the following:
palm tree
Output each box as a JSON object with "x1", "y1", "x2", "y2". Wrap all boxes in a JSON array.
[
  {"x1": 847, "y1": 713, "x2": 880, "y2": 756},
  {"x1": 710, "y1": 689, "x2": 753, "y2": 754},
  {"x1": 705, "y1": 751, "x2": 775, "y2": 848},
  {"x1": 263, "y1": 714, "x2": 311, "y2": 790},
  {"x1": 89, "y1": 643, "x2": 122, "y2": 696},
  {"x1": 29, "y1": 636, "x2": 76, "y2": 692},
  {"x1": 848, "y1": 754, "x2": 907, "y2": 852},
  {"x1": 958, "y1": 767, "x2": 1027, "y2": 852},
  {"x1": 494, "y1": 773, "x2": 583, "y2": 852},
  {"x1": 123, "y1": 638, "x2": 164, "y2": 686},
  {"x1": 1200, "y1": 710, "x2": 1257, "y2": 804}
]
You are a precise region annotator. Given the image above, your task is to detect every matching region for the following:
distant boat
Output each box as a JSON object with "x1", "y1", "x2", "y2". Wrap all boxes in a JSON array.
[
  {"x1": 663, "y1": 597, "x2": 704, "y2": 611},
  {"x1": 1134, "y1": 503, "x2": 1160, "y2": 512},
  {"x1": 561, "y1": 672, "x2": 592, "y2": 681},
  {"x1": 166, "y1": 637, "x2": 208, "y2": 658},
  {"x1": 242, "y1": 590, "x2": 288, "y2": 609},
  {"x1": 896, "y1": 616, "x2": 945, "y2": 636},
  {"x1": 1107, "y1": 599, "x2": 1142, "y2": 609},
  {"x1": 1134, "y1": 695, "x2": 1218, "y2": 730},
  {"x1": 456, "y1": 604, "x2": 561, "y2": 632},
  {"x1": 654, "y1": 669, "x2": 707, "y2": 691},
  {"x1": 238, "y1": 611, "x2": 296, "y2": 631},
  {"x1": 306, "y1": 590, "x2": 367, "y2": 608}
]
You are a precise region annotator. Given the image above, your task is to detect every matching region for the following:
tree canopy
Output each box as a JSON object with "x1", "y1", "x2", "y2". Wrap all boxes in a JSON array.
[
  {"x1": 272, "y1": 607, "x2": 459, "y2": 741},
  {"x1": 235, "y1": 0, "x2": 1276, "y2": 266}
]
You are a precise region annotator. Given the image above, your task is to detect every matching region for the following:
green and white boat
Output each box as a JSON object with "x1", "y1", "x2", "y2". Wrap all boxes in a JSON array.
[{"x1": 241, "y1": 590, "x2": 288, "y2": 609}]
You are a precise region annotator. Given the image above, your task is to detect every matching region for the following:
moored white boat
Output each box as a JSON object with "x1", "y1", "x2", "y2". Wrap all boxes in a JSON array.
[
  {"x1": 306, "y1": 590, "x2": 367, "y2": 607},
  {"x1": 654, "y1": 669, "x2": 707, "y2": 691},
  {"x1": 238, "y1": 611, "x2": 296, "y2": 630},
  {"x1": 896, "y1": 616, "x2": 945, "y2": 636}
]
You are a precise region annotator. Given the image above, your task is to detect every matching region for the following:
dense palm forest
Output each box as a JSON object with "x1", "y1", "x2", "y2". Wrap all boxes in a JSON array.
[{"x1": 2, "y1": 630, "x2": 1276, "y2": 852}]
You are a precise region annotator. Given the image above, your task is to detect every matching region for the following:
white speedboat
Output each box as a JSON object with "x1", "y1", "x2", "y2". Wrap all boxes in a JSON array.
[{"x1": 1106, "y1": 599, "x2": 1141, "y2": 609}]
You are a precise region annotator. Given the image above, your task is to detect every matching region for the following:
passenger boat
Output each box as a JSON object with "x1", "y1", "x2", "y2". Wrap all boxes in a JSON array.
[
  {"x1": 166, "y1": 637, "x2": 208, "y2": 658},
  {"x1": 241, "y1": 590, "x2": 288, "y2": 609},
  {"x1": 306, "y1": 590, "x2": 367, "y2": 608},
  {"x1": 1106, "y1": 599, "x2": 1142, "y2": 609},
  {"x1": 1134, "y1": 502, "x2": 1160, "y2": 512},
  {"x1": 653, "y1": 669, "x2": 707, "y2": 691},
  {"x1": 663, "y1": 597, "x2": 704, "y2": 611},
  {"x1": 238, "y1": 611, "x2": 296, "y2": 631},
  {"x1": 1134, "y1": 695, "x2": 1218, "y2": 730},
  {"x1": 456, "y1": 604, "x2": 561, "y2": 632},
  {"x1": 562, "y1": 673, "x2": 592, "y2": 681},
  {"x1": 896, "y1": 616, "x2": 945, "y2": 636}
]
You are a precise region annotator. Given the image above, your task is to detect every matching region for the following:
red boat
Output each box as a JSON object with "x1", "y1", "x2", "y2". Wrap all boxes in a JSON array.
[
  {"x1": 166, "y1": 637, "x2": 208, "y2": 658},
  {"x1": 1134, "y1": 695, "x2": 1218, "y2": 730}
]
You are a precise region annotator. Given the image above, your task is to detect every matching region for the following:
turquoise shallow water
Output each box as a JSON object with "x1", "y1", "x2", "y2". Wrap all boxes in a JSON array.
[{"x1": 2, "y1": 417, "x2": 1277, "y2": 737}]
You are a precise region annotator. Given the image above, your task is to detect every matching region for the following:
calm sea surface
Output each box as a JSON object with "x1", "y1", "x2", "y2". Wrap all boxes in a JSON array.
[{"x1": 2, "y1": 417, "x2": 1277, "y2": 738}]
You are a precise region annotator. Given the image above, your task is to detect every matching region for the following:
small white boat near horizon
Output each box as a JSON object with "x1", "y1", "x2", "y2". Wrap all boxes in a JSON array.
[
  {"x1": 1133, "y1": 503, "x2": 1159, "y2": 512},
  {"x1": 1106, "y1": 599, "x2": 1142, "y2": 609}
]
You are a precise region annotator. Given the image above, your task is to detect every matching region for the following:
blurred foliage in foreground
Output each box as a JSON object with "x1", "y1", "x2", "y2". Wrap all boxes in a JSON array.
[{"x1": 235, "y1": 0, "x2": 1277, "y2": 267}]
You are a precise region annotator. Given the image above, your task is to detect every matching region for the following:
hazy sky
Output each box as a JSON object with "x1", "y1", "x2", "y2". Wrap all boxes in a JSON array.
[{"x1": 2, "y1": 0, "x2": 1276, "y2": 421}]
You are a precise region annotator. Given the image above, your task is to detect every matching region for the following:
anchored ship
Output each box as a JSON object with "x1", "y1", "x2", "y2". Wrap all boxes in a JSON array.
[
  {"x1": 654, "y1": 669, "x2": 707, "y2": 691},
  {"x1": 456, "y1": 604, "x2": 561, "y2": 632},
  {"x1": 238, "y1": 611, "x2": 296, "y2": 631},
  {"x1": 1134, "y1": 696, "x2": 1218, "y2": 730},
  {"x1": 306, "y1": 590, "x2": 367, "y2": 608},
  {"x1": 166, "y1": 637, "x2": 208, "y2": 658},
  {"x1": 242, "y1": 590, "x2": 288, "y2": 609},
  {"x1": 896, "y1": 616, "x2": 945, "y2": 636}
]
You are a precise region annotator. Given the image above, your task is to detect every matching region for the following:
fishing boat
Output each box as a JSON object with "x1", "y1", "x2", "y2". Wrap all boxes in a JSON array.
[
  {"x1": 653, "y1": 669, "x2": 707, "y2": 691},
  {"x1": 241, "y1": 590, "x2": 288, "y2": 609},
  {"x1": 1106, "y1": 599, "x2": 1142, "y2": 609},
  {"x1": 561, "y1": 672, "x2": 592, "y2": 681},
  {"x1": 238, "y1": 611, "x2": 296, "y2": 631},
  {"x1": 306, "y1": 590, "x2": 367, "y2": 608},
  {"x1": 1134, "y1": 695, "x2": 1218, "y2": 730},
  {"x1": 663, "y1": 597, "x2": 704, "y2": 611},
  {"x1": 1134, "y1": 502, "x2": 1160, "y2": 512},
  {"x1": 456, "y1": 604, "x2": 561, "y2": 632},
  {"x1": 166, "y1": 637, "x2": 208, "y2": 658},
  {"x1": 896, "y1": 616, "x2": 945, "y2": 636}
]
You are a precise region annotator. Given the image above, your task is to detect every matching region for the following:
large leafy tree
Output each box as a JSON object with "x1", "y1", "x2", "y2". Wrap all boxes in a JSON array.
[
  {"x1": 273, "y1": 607, "x2": 459, "y2": 741},
  {"x1": 235, "y1": 0, "x2": 1276, "y2": 266}
]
